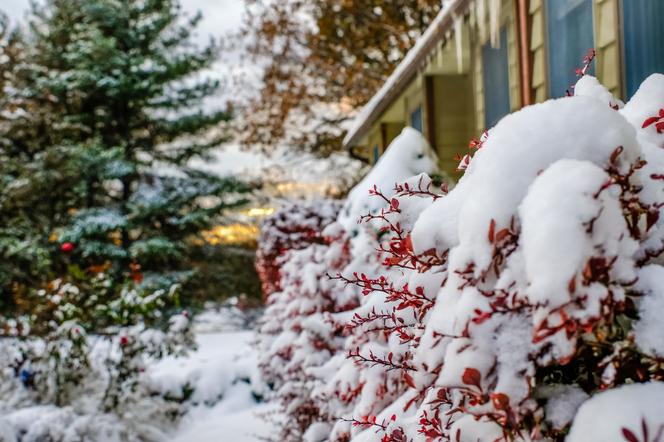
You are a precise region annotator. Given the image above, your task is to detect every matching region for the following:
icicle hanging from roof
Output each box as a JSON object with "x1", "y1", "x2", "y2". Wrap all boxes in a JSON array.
[
  {"x1": 476, "y1": 0, "x2": 487, "y2": 43},
  {"x1": 454, "y1": 14, "x2": 463, "y2": 73},
  {"x1": 489, "y1": 0, "x2": 501, "y2": 47}
]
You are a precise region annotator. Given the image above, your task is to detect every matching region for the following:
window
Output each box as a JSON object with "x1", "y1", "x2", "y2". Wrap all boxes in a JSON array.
[
  {"x1": 482, "y1": 27, "x2": 511, "y2": 128},
  {"x1": 622, "y1": 0, "x2": 664, "y2": 98},
  {"x1": 410, "y1": 105, "x2": 423, "y2": 132},
  {"x1": 545, "y1": 0, "x2": 594, "y2": 97},
  {"x1": 372, "y1": 145, "x2": 380, "y2": 165}
]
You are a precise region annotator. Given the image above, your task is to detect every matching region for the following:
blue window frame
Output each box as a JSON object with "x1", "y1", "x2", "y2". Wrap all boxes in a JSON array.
[
  {"x1": 372, "y1": 144, "x2": 380, "y2": 165},
  {"x1": 410, "y1": 105, "x2": 423, "y2": 132},
  {"x1": 545, "y1": 0, "x2": 594, "y2": 97},
  {"x1": 482, "y1": 27, "x2": 511, "y2": 128},
  {"x1": 622, "y1": 0, "x2": 664, "y2": 98}
]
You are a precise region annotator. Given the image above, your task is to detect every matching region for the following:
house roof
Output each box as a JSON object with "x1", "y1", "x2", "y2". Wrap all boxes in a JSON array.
[{"x1": 342, "y1": 0, "x2": 473, "y2": 149}]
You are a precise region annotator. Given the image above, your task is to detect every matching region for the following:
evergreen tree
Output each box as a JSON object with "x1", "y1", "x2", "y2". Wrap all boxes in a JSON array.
[
  {"x1": 0, "y1": 15, "x2": 70, "y2": 303},
  {"x1": 0, "y1": 0, "x2": 248, "y2": 309}
]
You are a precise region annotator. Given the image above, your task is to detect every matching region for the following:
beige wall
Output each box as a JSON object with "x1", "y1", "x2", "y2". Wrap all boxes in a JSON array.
[{"x1": 432, "y1": 74, "x2": 476, "y2": 177}]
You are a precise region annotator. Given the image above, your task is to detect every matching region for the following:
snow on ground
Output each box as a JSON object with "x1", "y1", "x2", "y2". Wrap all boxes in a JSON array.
[
  {"x1": 146, "y1": 331, "x2": 258, "y2": 406},
  {"x1": 144, "y1": 309, "x2": 277, "y2": 442},
  {"x1": 0, "y1": 305, "x2": 274, "y2": 442},
  {"x1": 172, "y1": 401, "x2": 278, "y2": 442}
]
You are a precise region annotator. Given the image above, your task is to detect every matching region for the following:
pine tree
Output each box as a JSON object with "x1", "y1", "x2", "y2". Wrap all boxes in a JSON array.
[
  {"x1": 0, "y1": 0, "x2": 248, "y2": 304},
  {"x1": 0, "y1": 15, "x2": 71, "y2": 304}
]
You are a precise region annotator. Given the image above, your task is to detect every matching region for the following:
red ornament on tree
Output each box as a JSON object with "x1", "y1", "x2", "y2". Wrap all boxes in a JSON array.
[{"x1": 61, "y1": 242, "x2": 75, "y2": 253}]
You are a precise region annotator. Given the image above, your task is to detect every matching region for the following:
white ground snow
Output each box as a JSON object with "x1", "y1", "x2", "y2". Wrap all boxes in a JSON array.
[
  {"x1": 147, "y1": 326, "x2": 277, "y2": 442},
  {"x1": 171, "y1": 402, "x2": 278, "y2": 442},
  {"x1": 0, "y1": 309, "x2": 273, "y2": 442}
]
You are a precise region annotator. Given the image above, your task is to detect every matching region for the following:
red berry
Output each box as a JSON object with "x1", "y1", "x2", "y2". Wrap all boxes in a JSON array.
[
  {"x1": 61, "y1": 242, "x2": 75, "y2": 253},
  {"x1": 119, "y1": 336, "x2": 129, "y2": 346}
]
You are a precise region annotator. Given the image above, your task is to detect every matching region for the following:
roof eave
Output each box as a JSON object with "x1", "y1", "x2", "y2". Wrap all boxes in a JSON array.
[{"x1": 343, "y1": 0, "x2": 472, "y2": 149}]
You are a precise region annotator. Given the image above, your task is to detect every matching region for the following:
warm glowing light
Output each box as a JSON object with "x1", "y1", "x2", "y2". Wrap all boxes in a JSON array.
[
  {"x1": 202, "y1": 224, "x2": 259, "y2": 245},
  {"x1": 274, "y1": 182, "x2": 337, "y2": 194},
  {"x1": 242, "y1": 207, "x2": 275, "y2": 217}
]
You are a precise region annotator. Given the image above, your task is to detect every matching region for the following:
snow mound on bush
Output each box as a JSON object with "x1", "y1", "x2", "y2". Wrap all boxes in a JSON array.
[
  {"x1": 568, "y1": 382, "x2": 664, "y2": 442},
  {"x1": 412, "y1": 94, "x2": 640, "y2": 258},
  {"x1": 339, "y1": 127, "x2": 437, "y2": 228}
]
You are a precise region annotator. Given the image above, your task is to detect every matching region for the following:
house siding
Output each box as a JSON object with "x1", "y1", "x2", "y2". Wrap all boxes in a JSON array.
[
  {"x1": 594, "y1": 0, "x2": 621, "y2": 97},
  {"x1": 352, "y1": 0, "x2": 658, "y2": 179}
]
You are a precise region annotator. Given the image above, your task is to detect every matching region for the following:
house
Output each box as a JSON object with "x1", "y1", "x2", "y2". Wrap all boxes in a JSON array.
[{"x1": 343, "y1": 0, "x2": 664, "y2": 178}]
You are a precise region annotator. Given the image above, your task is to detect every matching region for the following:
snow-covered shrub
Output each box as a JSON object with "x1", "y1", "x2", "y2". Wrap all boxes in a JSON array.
[
  {"x1": 256, "y1": 128, "x2": 440, "y2": 441},
  {"x1": 0, "y1": 272, "x2": 194, "y2": 441},
  {"x1": 260, "y1": 74, "x2": 664, "y2": 441},
  {"x1": 256, "y1": 199, "x2": 342, "y2": 298},
  {"x1": 257, "y1": 225, "x2": 354, "y2": 440},
  {"x1": 394, "y1": 74, "x2": 664, "y2": 441}
]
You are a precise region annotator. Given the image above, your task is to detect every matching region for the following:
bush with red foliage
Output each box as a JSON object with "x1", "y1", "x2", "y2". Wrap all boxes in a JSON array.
[
  {"x1": 258, "y1": 74, "x2": 664, "y2": 442},
  {"x1": 256, "y1": 200, "x2": 341, "y2": 298},
  {"x1": 255, "y1": 128, "x2": 438, "y2": 441}
]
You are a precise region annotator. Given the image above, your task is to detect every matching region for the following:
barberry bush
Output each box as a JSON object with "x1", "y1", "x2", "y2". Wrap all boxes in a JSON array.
[
  {"x1": 256, "y1": 200, "x2": 342, "y2": 298},
  {"x1": 257, "y1": 73, "x2": 664, "y2": 441}
]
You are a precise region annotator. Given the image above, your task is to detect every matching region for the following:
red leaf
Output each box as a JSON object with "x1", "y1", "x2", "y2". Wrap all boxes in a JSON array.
[
  {"x1": 621, "y1": 428, "x2": 639, "y2": 442},
  {"x1": 385, "y1": 256, "x2": 402, "y2": 266},
  {"x1": 404, "y1": 235, "x2": 413, "y2": 252},
  {"x1": 641, "y1": 417, "x2": 649, "y2": 442},
  {"x1": 643, "y1": 116, "x2": 660, "y2": 128},
  {"x1": 495, "y1": 228, "x2": 510, "y2": 243},
  {"x1": 610, "y1": 146, "x2": 624, "y2": 164},
  {"x1": 659, "y1": 108, "x2": 664, "y2": 118},
  {"x1": 488, "y1": 219, "x2": 496, "y2": 243},
  {"x1": 461, "y1": 367, "x2": 482, "y2": 389},
  {"x1": 391, "y1": 198, "x2": 400, "y2": 210},
  {"x1": 656, "y1": 121, "x2": 664, "y2": 133},
  {"x1": 568, "y1": 276, "x2": 576, "y2": 294},
  {"x1": 491, "y1": 392, "x2": 510, "y2": 410},
  {"x1": 404, "y1": 373, "x2": 416, "y2": 389}
]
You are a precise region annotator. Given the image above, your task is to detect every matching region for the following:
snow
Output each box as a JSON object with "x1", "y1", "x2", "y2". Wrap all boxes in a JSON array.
[
  {"x1": 339, "y1": 127, "x2": 437, "y2": 229},
  {"x1": 0, "y1": 305, "x2": 269, "y2": 442},
  {"x1": 519, "y1": 159, "x2": 636, "y2": 313},
  {"x1": 448, "y1": 415, "x2": 503, "y2": 442},
  {"x1": 488, "y1": 0, "x2": 501, "y2": 47},
  {"x1": 574, "y1": 75, "x2": 624, "y2": 109},
  {"x1": 539, "y1": 384, "x2": 589, "y2": 430},
  {"x1": 454, "y1": 14, "x2": 463, "y2": 73},
  {"x1": 568, "y1": 382, "x2": 664, "y2": 442},
  {"x1": 172, "y1": 402, "x2": 277, "y2": 442},
  {"x1": 633, "y1": 265, "x2": 664, "y2": 358},
  {"x1": 146, "y1": 331, "x2": 257, "y2": 405},
  {"x1": 476, "y1": 0, "x2": 487, "y2": 43},
  {"x1": 146, "y1": 313, "x2": 273, "y2": 442}
]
